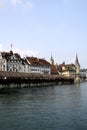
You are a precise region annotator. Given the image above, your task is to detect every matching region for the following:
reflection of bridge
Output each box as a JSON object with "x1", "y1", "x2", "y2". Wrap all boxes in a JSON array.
[{"x1": 0, "y1": 71, "x2": 74, "y2": 88}]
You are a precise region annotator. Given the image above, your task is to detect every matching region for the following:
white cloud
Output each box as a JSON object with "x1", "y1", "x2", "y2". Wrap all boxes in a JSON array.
[
  {"x1": 0, "y1": 44, "x2": 38, "y2": 57},
  {"x1": 13, "y1": 48, "x2": 38, "y2": 58},
  {"x1": 0, "y1": 0, "x2": 34, "y2": 10}
]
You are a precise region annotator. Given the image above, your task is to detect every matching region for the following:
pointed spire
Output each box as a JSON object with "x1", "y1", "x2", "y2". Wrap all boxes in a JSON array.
[
  {"x1": 75, "y1": 53, "x2": 80, "y2": 67},
  {"x1": 50, "y1": 52, "x2": 54, "y2": 65}
]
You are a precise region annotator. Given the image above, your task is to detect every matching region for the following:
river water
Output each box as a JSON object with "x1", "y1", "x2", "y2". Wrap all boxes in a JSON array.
[{"x1": 0, "y1": 82, "x2": 87, "y2": 130}]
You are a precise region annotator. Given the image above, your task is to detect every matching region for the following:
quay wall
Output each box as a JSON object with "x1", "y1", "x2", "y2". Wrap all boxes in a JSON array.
[{"x1": 0, "y1": 71, "x2": 74, "y2": 89}]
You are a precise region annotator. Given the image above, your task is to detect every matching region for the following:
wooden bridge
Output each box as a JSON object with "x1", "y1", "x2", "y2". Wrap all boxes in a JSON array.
[{"x1": 0, "y1": 71, "x2": 74, "y2": 86}]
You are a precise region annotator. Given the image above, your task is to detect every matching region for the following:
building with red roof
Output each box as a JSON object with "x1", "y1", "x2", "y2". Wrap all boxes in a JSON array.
[{"x1": 26, "y1": 57, "x2": 51, "y2": 74}]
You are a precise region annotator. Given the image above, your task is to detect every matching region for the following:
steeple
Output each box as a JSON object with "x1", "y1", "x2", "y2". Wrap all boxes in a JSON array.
[
  {"x1": 50, "y1": 53, "x2": 54, "y2": 65},
  {"x1": 74, "y1": 54, "x2": 81, "y2": 82},
  {"x1": 75, "y1": 54, "x2": 80, "y2": 67}
]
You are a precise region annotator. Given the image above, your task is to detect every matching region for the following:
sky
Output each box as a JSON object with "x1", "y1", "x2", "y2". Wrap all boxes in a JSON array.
[{"x1": 0, "y1": 0, "x2": 87, "y2": 68}]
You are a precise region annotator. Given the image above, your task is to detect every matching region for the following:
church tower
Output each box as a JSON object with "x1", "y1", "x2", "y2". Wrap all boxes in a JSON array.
[
  {"x1": 75, "y1": 54, "x2": 80, "y2": 82},
  {"x1": 75, "y1": 54, "x2": 80, "y2": 74},
  {"x1": 50, "y1": 53, "x2": 54, "y2": 65}
]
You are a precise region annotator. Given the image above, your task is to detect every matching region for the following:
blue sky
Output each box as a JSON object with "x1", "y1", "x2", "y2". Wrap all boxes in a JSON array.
[{"x1": 0, "y1": 0, "x2": 87, "y2": 68}]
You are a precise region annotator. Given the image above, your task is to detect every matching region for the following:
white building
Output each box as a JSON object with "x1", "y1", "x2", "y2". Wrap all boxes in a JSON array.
[
  {"x1": 21, "y1": 58, "x2": 29, "y2": 73},
  {"x1": 0, "y1": 52, "x2": 7, "y2": 71},
  {"x1": 1, "y1": 51, "x2": 22, "y2": 72},
  {"x1": 26, "y1": 57, "x2": 51, "y2": 74},
  {"x1": 0, "y1": 51, "x2": 51, "y2": 74},
  {"x1": 80, "y1": 69, "x2": 87, "y2": 79}
]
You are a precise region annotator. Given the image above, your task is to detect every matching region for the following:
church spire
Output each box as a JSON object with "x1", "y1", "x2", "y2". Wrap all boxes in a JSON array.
[
  {"x1": 75, "y1": 53, "x2": 80, "y2": 67},
  {"x1": 74, "y1": 53, "x2": 80, "y2": 82},
  {"x1": 50, "y1": 53, "x2": 54, "y2": 65}
]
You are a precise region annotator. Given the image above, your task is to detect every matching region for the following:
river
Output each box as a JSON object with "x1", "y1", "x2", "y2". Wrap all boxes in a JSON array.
[{"x1": 0, "y1": 82, "x2": 87, "y2": 130}]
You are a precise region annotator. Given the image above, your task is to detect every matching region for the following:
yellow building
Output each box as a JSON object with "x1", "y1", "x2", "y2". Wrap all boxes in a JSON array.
[{"x1": 57, "y1": 63, "x2": 76, "y2": 77}]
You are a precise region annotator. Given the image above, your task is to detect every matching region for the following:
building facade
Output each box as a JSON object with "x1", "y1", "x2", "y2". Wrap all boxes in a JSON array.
[
  {"x1": 0, "y1": 50, "x2": 80, "y2": 78},
  {"x1": 1, "y1": 51, "x2": 22, "y2": 72},
  {"x1": 0, "y1": 52, "x2": 6, "y2": 71},
  {"x1": 56, "y1": 63, "x2": 76, "y2": 77},
  {"x1": 0, "y1": 51, "x2": 51, "y2": 75},
  {"x1": 26, "y1": 57, "x2": 51, "y2": 74},
  {"x1": 51, "y1": 54, "x2": 80, "y2": 79}
]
